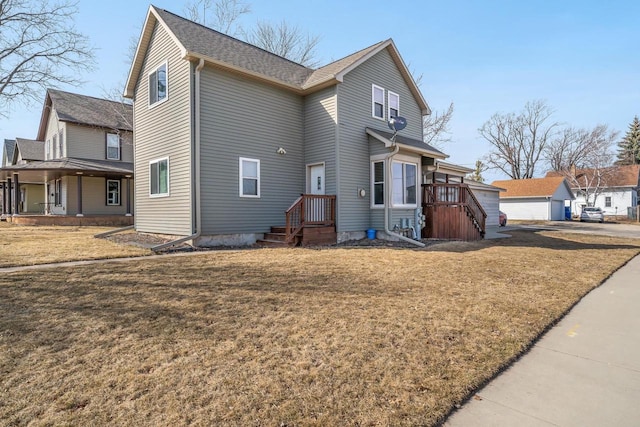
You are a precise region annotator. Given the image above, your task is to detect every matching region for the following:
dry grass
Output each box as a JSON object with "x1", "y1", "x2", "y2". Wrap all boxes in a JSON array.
[
  {"x1": 0, "y1": 222, "x2": 150, "y2": 267},
  {"x1": 1, "y1": 230, "x2": 639, "y2": 426}
]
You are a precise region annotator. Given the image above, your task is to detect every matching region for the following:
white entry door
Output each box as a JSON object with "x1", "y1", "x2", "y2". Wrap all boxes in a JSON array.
[{"x1": 309, "y1": 164, "x2": 325, "y2": 195}]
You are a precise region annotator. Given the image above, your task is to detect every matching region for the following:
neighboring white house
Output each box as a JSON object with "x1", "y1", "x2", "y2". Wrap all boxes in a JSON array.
[
  {"x1": 468, "y1": 180, "x2": 505, "y2": 226},
  {"x1": 546, "y1": 165, "x2": 640, "y2": 218},
  {"x1": 492, "y1": 177, "x2": 574, "y2": 221}
]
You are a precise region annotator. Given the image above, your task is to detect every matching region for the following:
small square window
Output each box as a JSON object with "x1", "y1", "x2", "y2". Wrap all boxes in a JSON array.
[
  {"x1": 372, "y1": 84, "x2": 385, "y2": 119},
  {"x1": 149, "y1": 62, "x2": 167, "y2": 106},
  {"x1": 150, "y1": 158, "x2": 169, "y2": 197},
  {"x1": 239, "y1": 157, "x2": 260, "y2": 198}
]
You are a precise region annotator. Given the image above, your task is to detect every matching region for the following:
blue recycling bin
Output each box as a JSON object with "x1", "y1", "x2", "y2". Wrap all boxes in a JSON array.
[
  {"x1": 565, "y1": 206, "x2": 571, "y2": 220},
  {"x1": 366, "y1": 228, "x2": 376, "y2": 240}
]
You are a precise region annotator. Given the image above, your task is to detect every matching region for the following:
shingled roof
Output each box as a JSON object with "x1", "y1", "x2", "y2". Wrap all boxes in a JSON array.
[
  {"x1": 491, "y1": 177, "x2": 570, "y2": 198},
  {"x1": 546, "y1": 165, "x2": 640, "y2": 188},
  {"x1": 3, "y1": 139, "x2": 16, "y2": 165},
  {"x1": 125, "y1": 6, "x2": 429, "y2": 114},
  {"x1": 15, "y1": 138, "x2": 44, "y2": 161}
]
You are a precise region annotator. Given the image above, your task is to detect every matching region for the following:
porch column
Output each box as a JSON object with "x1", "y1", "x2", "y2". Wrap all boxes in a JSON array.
[
  {"x1": 6, "y1": 178, "x2": 12, "y2": 215},
  {"x1": 12, "y1": 173, "x2": 19, "y2": 215},
  {"x1": 125, "y1": 176, "x2": 132, "y2": 216},
  {"x1": 76, "y1": 174, "x2": 84, "y2": 217},
  {"x1": 1, "y1": 181, "x2": 6, "y2": 215}
]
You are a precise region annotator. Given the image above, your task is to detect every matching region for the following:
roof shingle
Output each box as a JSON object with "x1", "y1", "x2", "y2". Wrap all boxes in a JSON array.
[
  {"x1": 48, "y1": 89, "x2": 133, "y2": 131},
  {"x1": 15, "y1": 138, "x2": 44, "y2": 161},
  {"x1": 491, "y1": 177, "x2": 568, "y2": 198}
]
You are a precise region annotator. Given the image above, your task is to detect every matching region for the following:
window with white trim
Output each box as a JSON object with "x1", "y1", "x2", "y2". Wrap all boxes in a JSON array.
[
  {"x1": 372, "y1": 84, "x2": 385, "y2": 119},
  {"x1": 388, "y1": 91, "x2": 399, "y2": 119},
  {"x1": 605, "y1": 196, "x2": 612, "y2": 207},
  {"x1": 45, "y1": 139, "x2": 50, "y2": 159},
  {"x1": 52, "y1": 134, "x2": 58, "y2": 159},
  {"x1": 106, "y1": 179, "x2": 121, "y2": 205},
  {"x1": 58, "y1": 130, "x2": 64, "y2": 157},
  {"x1": 392, "y1": 161, "x2": 417, "y2": 206},
  {"x1": 54, "y1": 179, "x2": 62, "y2": 206},
  {"x1": 149, "y1": 62, "x2": 167, "y2": 106},
  {"x1": 149, "y1": 157, "x2": 169, "y2": 197},
  {"x1": 106, "y1": 133, "x2": 120, "y2": 160},
  {"x1": 371, "y1": 160, "x2": 385, "y2": 207},
  {"x1": 239, "y1": 157, "x2": 260, "y2": 197}
]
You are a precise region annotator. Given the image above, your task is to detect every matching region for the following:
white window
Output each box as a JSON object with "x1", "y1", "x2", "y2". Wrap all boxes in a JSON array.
[
  {"x1": 371, "y1": 160, "x2": 385, "y2": 207},
  {"x1": 106, "y1": 133, "x2": 120, "y2": 160},
  {"x1": 45, "y1": 139, "x2": 50, "y2": 159},
  {"x1": 58, "y1": 130, "x2": 64, "y2": 157},
  {"x1": 239, "y1": 157, "x2": 260, "y2": 198},
  {"x1": 149, "y1": 157, "x2": 169, "y2": 197},
  {"x1": 388, "y1": 91, "x2": 399, "y2": 119},
  {"x1": 106, "y1": 179, "x2": 120, "y2": 205},
  {"x1": 372, "y1": 84, "x2": 385, "y2": 119},
  {"x1": 149, "y1": 62, "x2": 168, "y2": 106},
  {"x1": 54, "y1": 179, "x2": 62, "y2": 206},
  {"x1": 605, "y1": 196, "x2": 612, "y2": 207},
  {"x1": 392, "y1": 161, "x2": 417, "y2": 207},
  {"x1": 52, "y1": 134, "x2": 58, "y2": 159}
]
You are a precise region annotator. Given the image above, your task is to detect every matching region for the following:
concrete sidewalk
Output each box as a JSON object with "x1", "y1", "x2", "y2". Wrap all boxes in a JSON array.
[{"x1": 445, "y1": 254, "x2": 640, "y2": 427}]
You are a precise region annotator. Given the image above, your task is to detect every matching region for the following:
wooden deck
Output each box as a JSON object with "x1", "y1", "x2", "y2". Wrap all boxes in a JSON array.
[{"x1": 422, "y1": 183, "x2": 486, "y2": 241}]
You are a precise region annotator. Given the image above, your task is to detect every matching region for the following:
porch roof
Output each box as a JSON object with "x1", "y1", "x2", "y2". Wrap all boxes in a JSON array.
[
  {"x1": 366, "y1": 128, "x2": 448, "y2": 159},
  {"x1": 0, "y1": 157, "x2": 133, "y2": 182}
]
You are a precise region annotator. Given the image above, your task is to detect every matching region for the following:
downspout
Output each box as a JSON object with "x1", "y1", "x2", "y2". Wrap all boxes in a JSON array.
[
  {"x1": 152, "y1": 58, "x2": 205, "y2": 251},
  {"x1": 383, "y1": 144, "x2": 425, "y2": 247}
]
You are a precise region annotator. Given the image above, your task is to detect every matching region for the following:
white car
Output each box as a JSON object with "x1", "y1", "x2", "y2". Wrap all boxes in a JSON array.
[{"x1": 580, "y1": 207, "x2": 604, "y2": 223}]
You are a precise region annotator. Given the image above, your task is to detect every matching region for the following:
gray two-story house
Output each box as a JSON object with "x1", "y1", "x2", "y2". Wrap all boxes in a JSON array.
[
  {"x1": 1, "y1": 89, "x2": 135, "y2": 225},
  {"x1": 125, "y1": 6, "x2": 485, "y2": 247}
]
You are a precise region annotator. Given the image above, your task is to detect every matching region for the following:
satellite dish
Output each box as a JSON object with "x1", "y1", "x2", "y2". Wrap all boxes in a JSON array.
[{"x1": 388, "y1": 116, "x2": 407, "y2": 132}]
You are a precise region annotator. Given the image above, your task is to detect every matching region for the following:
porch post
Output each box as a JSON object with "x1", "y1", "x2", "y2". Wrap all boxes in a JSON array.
[
  {"x1": 6, "y1": 178, "x2": 12, "y2": 215},
  {"x1": 1, "y1": 181, "x2": 6, "y2": 215},
  {"x1": 125, "y1": 176, "x2": 132, "y2": 216},
  {"x1": 12, "y1": 173, "x2": 19, "y2": 215},
  {"x1": 76, "y1": 174, "x2": 84, "y2": 217}
]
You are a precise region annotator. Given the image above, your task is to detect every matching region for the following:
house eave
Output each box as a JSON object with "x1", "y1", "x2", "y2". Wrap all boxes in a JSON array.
[{"x1": 366, "y1": 128, "x2": 447, "y2": 159}]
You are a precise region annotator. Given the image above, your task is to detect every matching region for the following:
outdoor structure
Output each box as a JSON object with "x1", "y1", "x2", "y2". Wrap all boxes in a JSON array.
[
  {"x1": 546, "y1": 165, "x2": 640, "y2": 218},
  {"x1": 124, "y1": 6, "x2": 485, "y2": 247},
  {"x1": 467, "y1": 180, "x2": 505, "y2": 227},
  {"x1": 492, "y1": 177, "x2": 574, "y2": 221},
  {"x1": 0, "y1": 89, "x2": 134, "y2": 225}
]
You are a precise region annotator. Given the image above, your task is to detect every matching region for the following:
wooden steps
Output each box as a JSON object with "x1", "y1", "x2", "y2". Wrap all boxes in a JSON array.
[{"x1": 256, "y1": 225, "x2": 336, "y2": 247}]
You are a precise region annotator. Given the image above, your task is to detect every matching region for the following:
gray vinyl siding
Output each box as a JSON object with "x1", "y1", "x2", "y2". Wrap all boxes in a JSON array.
[
  {"x1": 65, "y1": 124, "x2": 133, "y2": 162},
  {"x1": 304, "y1": 87, "x2": 337, "y2": 194},
  {"x1": 199, "y1": 66, "x2": 304, "y2": 234},
  {"x1": 132, "y1": 22, "x2": 193, "y2": 235},
  {"x1": 336, "y1": 47, "x2": 425, "y2": 232},
  {"x1": 65, "y1": 177, "x2": 131, "y2": 215}
]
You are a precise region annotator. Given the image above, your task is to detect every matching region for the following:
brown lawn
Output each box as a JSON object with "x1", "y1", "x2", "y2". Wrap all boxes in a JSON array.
[
  {"x1": 0, "y1": 222, "x2": 150, "y2": 267},
  {"x1": 1, "y1": 230, "x2": 639, "y2": 426}
]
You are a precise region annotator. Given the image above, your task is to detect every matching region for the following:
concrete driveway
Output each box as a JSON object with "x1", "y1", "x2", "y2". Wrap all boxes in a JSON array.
[{"x1": 507, "y1": 220, "x2": 640, "y2": 239}]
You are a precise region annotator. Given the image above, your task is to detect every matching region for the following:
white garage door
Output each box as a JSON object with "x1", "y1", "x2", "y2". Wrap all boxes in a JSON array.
[
  {"x1": 471, "y1": 188, "x2": 500, "y2": 226},
  {"x1": 501, "y1": 199, "x2": 549, "y2": 220}
]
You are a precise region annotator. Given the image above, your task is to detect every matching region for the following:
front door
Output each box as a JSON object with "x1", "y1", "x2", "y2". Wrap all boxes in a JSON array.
[{"x1": 309, "y1": 163, "x2": 325, "y2": 195}]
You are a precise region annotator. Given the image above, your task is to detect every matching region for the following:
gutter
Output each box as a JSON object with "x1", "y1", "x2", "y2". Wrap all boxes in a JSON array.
[
  {"x1": 383, "y1": 144, "x2": 425, "y2": 248},
  {"x1": 152, "y1": 58, "x2": 205, "y2": 251}
]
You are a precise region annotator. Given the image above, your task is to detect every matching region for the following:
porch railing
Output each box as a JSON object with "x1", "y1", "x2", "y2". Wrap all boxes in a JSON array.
[
  {"x1": 284, "y1": 194, "x2": 336, "y2": 243},
  {"x1": 422, "y1": 183, "x2": 487, "y2": 236}
]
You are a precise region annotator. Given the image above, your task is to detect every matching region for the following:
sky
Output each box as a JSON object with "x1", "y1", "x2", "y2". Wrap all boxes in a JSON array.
[{"x1": 2, "y1": 0, "x2": 638, "y2": 183}]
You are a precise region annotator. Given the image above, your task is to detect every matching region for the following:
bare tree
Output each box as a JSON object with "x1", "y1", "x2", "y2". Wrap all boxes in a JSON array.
[
  {"x1": 479, "y1": 100, "x2": 559, "y2": 179},
  {"x1": 0, "y1": 0, "x2": 95, "y2": 117},
  {"x1": 184, "y1": 0, "x2": 250, "y2": 36},
  {"x1": 422, "y1": 102, "x2": 454, "y2": 149},
  {"x1": 245, "y1": 20, "x2": 320, "y2": 67},
  {"x1": 546, "y1": 124, "x2": 618, "y2": 207}
]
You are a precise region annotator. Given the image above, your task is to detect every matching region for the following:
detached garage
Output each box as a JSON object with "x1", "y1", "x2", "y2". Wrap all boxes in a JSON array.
[
  {"x1": 468, "y1": 180, "x2": 505, "y2": 226},
  {"x1": 491, "y1": 177, "x2": 574, "y2": 221}
]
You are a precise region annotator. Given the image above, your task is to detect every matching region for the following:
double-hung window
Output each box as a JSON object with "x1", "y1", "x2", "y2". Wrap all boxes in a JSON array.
[
  {"x1": 605, "y1": 196, "x2": 612, "y2": 207},
  {"x1": 239, "y1": 157, "x2": 260, "y2": 197},
  {"x1": 52, "y1": 134, "x2": 58, "y2": 159},
  {"x1": 372, "y1": 84, "x2": 385, "y2": 119},
  {"x1": 149, "y1": 62, "x2": 168, "y2": 106},
  {"x1": 149, "y1": 157, "x2": 169, "y2": 197},
  {"x1": 371, "y1": 160, "x2": 385, "y2": 207},
  {"x1": 58, "y1": 130, "x2": 64, "y2": 157},
  {"x1": 392, "y1": 161, "x2": 417, "y2": 207},
  {"x1": 106, "y1": 133, "x2": 120, "y2": 160},
  {"x1": 388, "y1": 91, "x2": 399, "y2": 118},
  {"x1": 106, "y1": 179, "x2": 121, "y2": 205}
]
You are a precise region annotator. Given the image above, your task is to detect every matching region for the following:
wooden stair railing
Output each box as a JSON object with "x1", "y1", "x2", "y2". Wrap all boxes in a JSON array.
[
  {"x1": 284, "y1": 194, "x2": 336, "y2": 243},
  {"x1": 460, "y1": 185, "x2": 487, "y2": 236},
  {"x1": 422, "y1": 183, "x2": 487, "y2": 238}
]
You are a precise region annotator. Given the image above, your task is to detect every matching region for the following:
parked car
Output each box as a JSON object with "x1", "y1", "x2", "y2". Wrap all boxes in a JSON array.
[
  {"x1": 499, "y1": 210, "x2": 507, "y2": 227},
  {"x1": 580, "y1": 207, "x2": 604, "y2": 223}
]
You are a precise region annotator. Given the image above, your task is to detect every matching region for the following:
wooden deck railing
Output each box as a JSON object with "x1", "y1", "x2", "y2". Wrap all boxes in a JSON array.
[
  {"x1": 284, "y1": 194, "x2": 336, "y2": 243},
  {"x1": 422, "y1": 183, "x2": 487, "y2": 238}
]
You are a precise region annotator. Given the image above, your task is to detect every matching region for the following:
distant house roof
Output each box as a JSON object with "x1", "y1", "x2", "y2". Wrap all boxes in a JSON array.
[
  {"x1": 15, "y1": 138, "x2": 44, "y2": 161},
  {"x1": 467, "y1": 180, "x2": 505, "y2": 192},
  {"x1": 3, "y1": 139, "x2": 16, "y2": 165},
  {"x1": 546, "y1": 165, "x2": 640, "y2": 188},
  {"x1": 36, "y1": 89, "x2": 133, "y2": 141},
  {"x1": 125, "y1": 6, "x2": 429, "y2": 114},
  {"x1": 491, "y1": 177, "x2": 572, "y2": 199}
]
